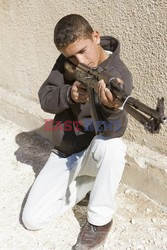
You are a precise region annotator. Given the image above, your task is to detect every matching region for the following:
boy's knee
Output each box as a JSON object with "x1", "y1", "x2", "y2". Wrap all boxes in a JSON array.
[{"x1": 22, "y1": 208, "x2": 43, "y2": 231}]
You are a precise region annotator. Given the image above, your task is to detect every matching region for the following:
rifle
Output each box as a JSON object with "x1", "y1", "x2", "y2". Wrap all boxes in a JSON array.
[{"x1": 65, "y1": 61, "x2": 166, "y2": 134}]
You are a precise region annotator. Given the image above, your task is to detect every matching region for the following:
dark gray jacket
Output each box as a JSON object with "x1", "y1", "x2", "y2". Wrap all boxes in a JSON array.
[{"x1": 38, "y1": 36, "x2": 133, "y2": 157}]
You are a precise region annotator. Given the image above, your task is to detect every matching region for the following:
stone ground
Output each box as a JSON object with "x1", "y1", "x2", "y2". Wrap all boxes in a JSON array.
[{"x1": 0, "y1": 116, "x2": 166, "y2": 250}]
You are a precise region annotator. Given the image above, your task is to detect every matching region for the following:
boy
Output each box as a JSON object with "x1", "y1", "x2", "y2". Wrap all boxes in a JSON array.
[{"x1": 22, "y1": 14, "x2": 133, "y2": 249}]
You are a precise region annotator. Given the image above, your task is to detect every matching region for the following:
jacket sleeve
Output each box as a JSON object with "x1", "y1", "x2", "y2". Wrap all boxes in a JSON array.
[{"x1": 38, "y1": 54, "x2": 75, "y2": 115}]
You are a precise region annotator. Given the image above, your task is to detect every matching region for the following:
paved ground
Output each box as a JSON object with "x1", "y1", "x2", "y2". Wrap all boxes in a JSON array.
[{"x1": 0, "y1": 116, "x2": 166, "y2": 250}]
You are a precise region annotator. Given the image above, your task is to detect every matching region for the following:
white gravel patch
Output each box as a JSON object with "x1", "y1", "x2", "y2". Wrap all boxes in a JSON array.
[{"x1": 0, "y1": 116, "x2": 166, "y2": 250}]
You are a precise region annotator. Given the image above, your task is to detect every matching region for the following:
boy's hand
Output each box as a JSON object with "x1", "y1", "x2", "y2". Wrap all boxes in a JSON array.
[
  {"x1": 70, "y1": 81, "x2": 88, "y2": 103},
  {"x1": 96, "y1": 79, "x2": 123, "y2": 109}
]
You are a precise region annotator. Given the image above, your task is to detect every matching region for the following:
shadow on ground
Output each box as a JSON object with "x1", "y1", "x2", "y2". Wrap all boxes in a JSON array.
[{"x1": 15, "y1": 131, "x2": 52, "y2": 176}]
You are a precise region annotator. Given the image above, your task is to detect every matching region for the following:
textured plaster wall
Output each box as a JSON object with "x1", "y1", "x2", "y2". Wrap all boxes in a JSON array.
[{"x1": 0, "y1": 0, "x2": 167, "y2": 154}]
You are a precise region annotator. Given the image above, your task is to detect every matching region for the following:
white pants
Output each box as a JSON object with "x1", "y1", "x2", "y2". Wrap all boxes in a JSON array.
[{"x1": 22, "y1": 135, "x2": 126, "y2": 230}]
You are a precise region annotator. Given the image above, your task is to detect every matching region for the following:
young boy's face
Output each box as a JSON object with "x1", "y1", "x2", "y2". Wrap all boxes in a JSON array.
[{"x1": 60, "y1": 31, "x2": 102, "y2": 67}]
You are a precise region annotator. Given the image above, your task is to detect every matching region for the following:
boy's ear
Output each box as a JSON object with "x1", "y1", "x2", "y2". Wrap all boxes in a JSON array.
[{"x1": 92, "y1": 31, "x2": 100, "y2": 45}]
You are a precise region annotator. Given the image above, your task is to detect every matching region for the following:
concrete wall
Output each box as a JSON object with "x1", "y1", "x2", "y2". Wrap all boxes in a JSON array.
[{"x1": 0, "y1": 0, "x2": 167, "y2": 205}]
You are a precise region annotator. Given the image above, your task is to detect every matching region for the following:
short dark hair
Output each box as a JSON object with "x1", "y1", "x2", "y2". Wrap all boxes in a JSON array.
[{"x1": 54, "y1": 14, "x2": 94, "y2": 50}]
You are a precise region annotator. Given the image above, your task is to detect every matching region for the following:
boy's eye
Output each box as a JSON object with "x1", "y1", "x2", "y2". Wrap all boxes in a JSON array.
[{"x1": 80, "y1": 49, "x2": 86, "y2": 54}]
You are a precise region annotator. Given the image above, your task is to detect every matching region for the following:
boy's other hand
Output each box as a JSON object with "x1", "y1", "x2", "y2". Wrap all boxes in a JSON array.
[
  {"x1": 97, "y1": 78, "x2": 123, "y2": 109},
  {"x1": 70, "y1": 81, "x2": 89, "y2": 103}
]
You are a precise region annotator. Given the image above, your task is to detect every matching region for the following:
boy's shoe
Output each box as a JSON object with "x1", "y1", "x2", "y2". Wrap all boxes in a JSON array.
[{"x1": 72, "y1": 219, "x2": 113, "y2": 249}]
